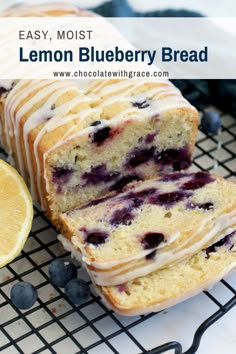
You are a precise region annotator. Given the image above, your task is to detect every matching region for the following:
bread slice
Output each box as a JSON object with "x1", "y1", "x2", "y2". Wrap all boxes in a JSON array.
[
  {"x1": 60, "y1": 172, "x2": 236, "y2": 285},
  {"x1": 97, "y1": 229, "x2": 236, "y2": 316},
  {"x1": 45, "y1": 79, "x2": 198, "y2": 225}
]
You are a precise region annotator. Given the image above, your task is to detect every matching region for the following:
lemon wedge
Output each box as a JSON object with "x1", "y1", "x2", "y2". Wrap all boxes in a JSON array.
[{"x1": 0, "y1": 159, "x2": 33, "y2": 267}]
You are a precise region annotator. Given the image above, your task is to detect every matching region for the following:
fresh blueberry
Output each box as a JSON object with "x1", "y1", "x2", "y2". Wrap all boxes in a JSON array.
[
  {"x1": 80, "y1": 228, "x2": 109, "y2": 246},
  {"x1": 141, "y1": 232, "x2": 165, "y2": 249},
  {"x1": 117, "y1": 284, "x2": 128, "y2": 293},
  {"x1": 91, "y1": 126, "x2": 111, "y2": 144},
  {"x1": 145, "y1": 133, "x2": 157, "y2": 144},
  {"x1": 49, "y1": 259, "x2": 77, "y2": 288},
  {"x1": 201, "y1": 111, "x2": 221, "y2": 135},
  {"x1": 79, "y1": 195, "x2": 113, "y2": 209},
  {"x1": 204, "y1": 231, "x2": 235, "y2": 258},
  {"x1": 0, "y1": 86, "x2": 8, "y2": 96},
  {"x1": 132, "y1": 100, "x2": 150, "y2": 109},
  {"x1": 128, "y1": 147, "x2": 155, "y2": 168},
  {"x1": 65, "y1": 279, "x2": 90, "y2": 305},
  {"x1": 52, "y1": 166, "x2": 74, "y2": 184},
  {"x1": 124, "y1": 188, "x2": 156, "y2": 208},
  {"x1": 10, "y1": 282, "x2": 38, "y2": 310},
  {"x1": 81, "y1": 164, "x2": 120, "y2": 185},
  {"x1": 197, "y1": 202, "x2": 214, "y2": 210},
  {"x1": 110, "y1": 175, "x2": 141, "y2": 191},
  {"x1": 90, "y1": 120, "x2": 102, "y2": 126},
  {"x1": 149, "y1": 191, "x2": 190, "y2": 207},
  {"x1": 52, "y1": 166, "x2": 74, "y2": 193},
  {"x1": 182, "y1": 172, "x2": 214, "y2": 190},
  {"x1": 154, "y1": 147, "x2": 191, "y2": 171},
  {"x1": 182, "y1": 180, "x2": 206, "y2": 190},
  {"x1": 159, "y1": 172, "x2": 190, "y2": 182},
  {"x1": 145, "y1": 250, "x2": 156, "y2": 260},
  {"x1": 110, "y1": 207, "x2": 134, "y2": 226},
  {"x1": 187, "y1": 201, "x2": 214, "y2": 211}
]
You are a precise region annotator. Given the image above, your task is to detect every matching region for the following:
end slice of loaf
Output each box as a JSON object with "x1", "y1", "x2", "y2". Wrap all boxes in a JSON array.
[{"x1": 97, "y1": 229, "x2": 236, "y2": 316}]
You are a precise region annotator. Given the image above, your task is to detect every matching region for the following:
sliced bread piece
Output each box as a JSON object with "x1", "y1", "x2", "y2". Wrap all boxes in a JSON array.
[
  {"x1": 97, "y1": 229, "x2": 236, "y2": 315},
  {"x1": 60, "y1": 171, "x2": 236, "y2": 285}
]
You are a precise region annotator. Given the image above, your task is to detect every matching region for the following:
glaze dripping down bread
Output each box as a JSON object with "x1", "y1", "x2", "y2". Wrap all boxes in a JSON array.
[
  {"x1": 60, "y1": 172, "x2": 236, "y2": 285},
  {"x1": 1, "y1": 78, "x2": 198, "y2": 227}
]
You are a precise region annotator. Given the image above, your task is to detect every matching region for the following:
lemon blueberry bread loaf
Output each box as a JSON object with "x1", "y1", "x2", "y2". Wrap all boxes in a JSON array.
[
  {"x1": 3, "y1": 78, "x2": 198, "y2": 226},
  {"x1": 0, "y1": 2, "x2": 235, "y2": 317},
  {"x1": 59, "y1": 171, "x2": 236, "y2": 285}
]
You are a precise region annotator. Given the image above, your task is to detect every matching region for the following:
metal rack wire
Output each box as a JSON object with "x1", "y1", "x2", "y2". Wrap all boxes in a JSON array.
[{"x1": 0, "y1": 81, "x2": 235, "y2": 354}]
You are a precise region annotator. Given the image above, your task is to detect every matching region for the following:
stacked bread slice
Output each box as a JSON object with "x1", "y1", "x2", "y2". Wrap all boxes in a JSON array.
[
  {"x1": 98, "y1": 228, "x2": 236, "y2": 315},
  {"x1": 60, "y1": 171, "x2": 236, "y2": 314}
]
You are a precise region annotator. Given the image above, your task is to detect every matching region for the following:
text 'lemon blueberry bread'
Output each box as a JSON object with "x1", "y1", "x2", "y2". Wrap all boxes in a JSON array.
[
  {"x1": 3, "y1": 78, "x2": 198, "y2": 226},
  {"x1": 59, "y1": 171, "x2": 236, "y2": 285},
  {"x1": 97, "y1": 228, "x2": 236, "y2": 315}
]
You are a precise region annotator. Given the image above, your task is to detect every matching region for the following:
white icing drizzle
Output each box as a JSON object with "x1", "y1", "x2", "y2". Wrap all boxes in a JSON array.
[
  {"x1": 99, "y1": 86, "x2": 180, "y2": 109},
  {"x1": 92, "y1": 222, "x2": 236, "y2": 285},
  {"x1": 94, "y1": 208, "x2": 236, "y2": 270},
  {"x1": 95, "y1": 79, "x2": 170, "y2": 97},
  {"x1": 34, "y1": 95, "x2": 92, "y2": 207},
  {"x1": 5, "y1": 80, "x2": 53, "y2": 153},
  {"x1": 4, "y1": 79, "x2": 85, "y2": 204},
  {"x1": 58, "y1": 211, "x2": 236, "y2": 287},
  {"x1": 4, "y1": 81, "x2": 33, "y2": 153},
  {"x1": 15, "y1": 81, "x2": 72, "y2": 178},
  {"x1": 24, "y1": 84, "x2": 81, "y2": 199}
]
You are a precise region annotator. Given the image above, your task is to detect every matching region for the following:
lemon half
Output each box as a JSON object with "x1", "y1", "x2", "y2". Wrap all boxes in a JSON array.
[{"x1": 0, "y1": 159, "x2": 33, "y2": 267}]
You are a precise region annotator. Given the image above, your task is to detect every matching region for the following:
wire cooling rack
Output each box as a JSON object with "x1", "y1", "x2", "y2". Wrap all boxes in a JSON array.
[{"x1": 0, "y1": 82, "x2": 235, "y2": 354}]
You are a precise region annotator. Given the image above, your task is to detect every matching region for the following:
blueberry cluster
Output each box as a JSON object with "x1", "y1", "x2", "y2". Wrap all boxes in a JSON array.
[
  {"x1": 49, "y1": 259, "x2": 90, "y2": 305},
  {"x1": 10, "y1": 259, "x2": 90, "y2": 310}
]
